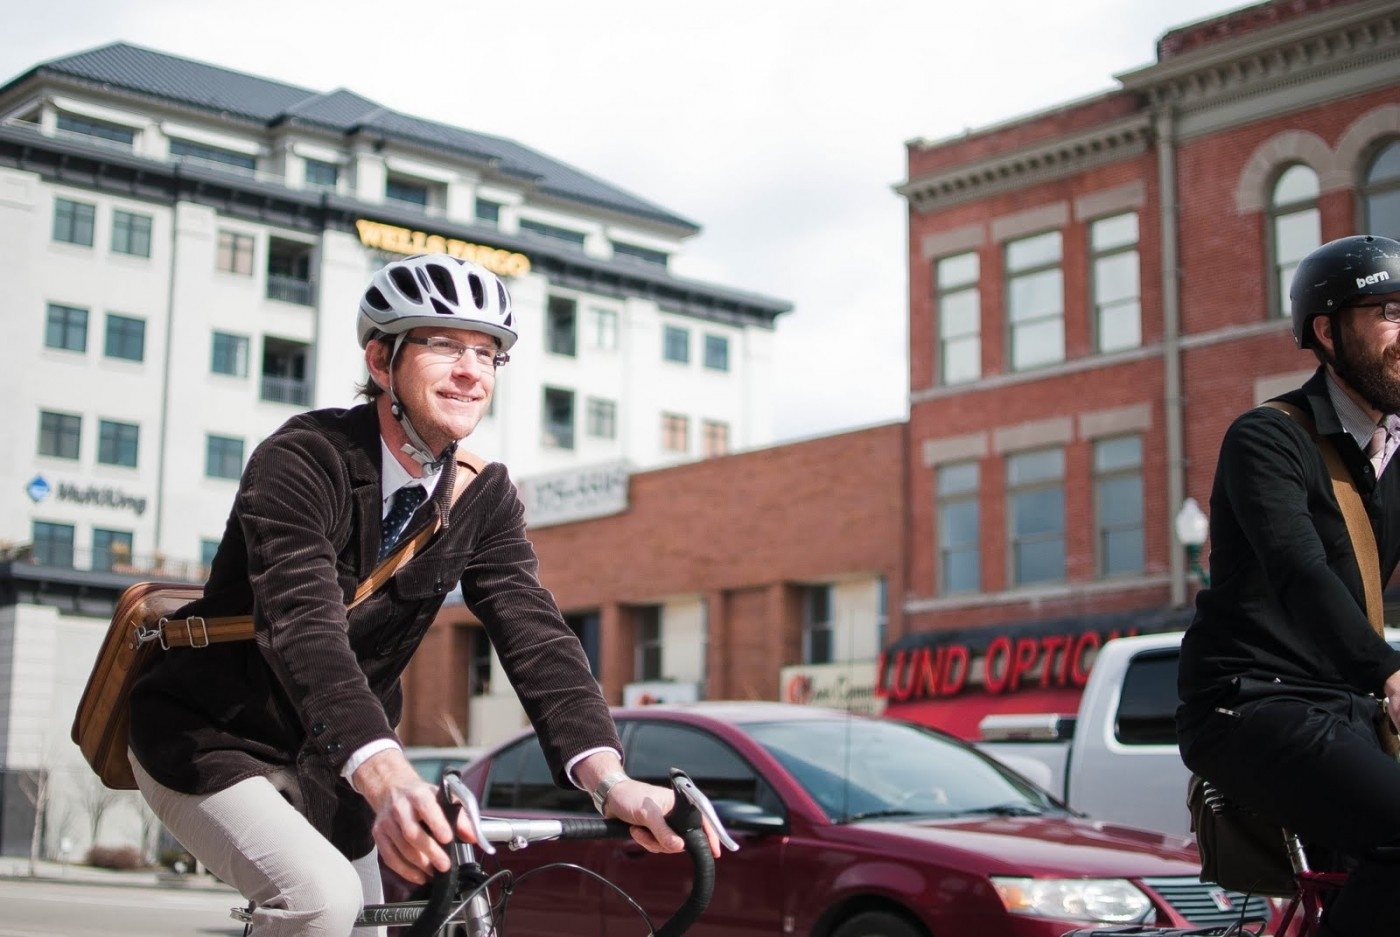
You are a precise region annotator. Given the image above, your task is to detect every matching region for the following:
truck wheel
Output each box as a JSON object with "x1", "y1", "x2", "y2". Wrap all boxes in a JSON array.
[{"x1": 831, "y1": 911, "x2": 924, "y2": 937}]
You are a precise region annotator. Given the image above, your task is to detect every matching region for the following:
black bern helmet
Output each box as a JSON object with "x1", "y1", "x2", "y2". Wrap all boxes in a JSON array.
[{"x1": 1291, "y1": 234, "x2": 1400, "y2": 348}]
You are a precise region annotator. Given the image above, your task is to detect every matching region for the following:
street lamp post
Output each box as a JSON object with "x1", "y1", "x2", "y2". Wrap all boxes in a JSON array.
[{"x1": 1175, "y1": 497, "x2": 1210, "y2": 588}]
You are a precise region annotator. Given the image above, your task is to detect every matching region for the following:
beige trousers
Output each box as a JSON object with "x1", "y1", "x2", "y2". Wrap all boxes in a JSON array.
[{"x1": 130, "y1": 753, "x2": 386, "y2": 937}]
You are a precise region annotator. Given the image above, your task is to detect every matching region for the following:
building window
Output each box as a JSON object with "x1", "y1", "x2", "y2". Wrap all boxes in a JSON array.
[
  {"x1": 469, "y1": 628, "x2": 494, "y2": 697},
  {"x1": 262, "y1": 340, "x2": 309, "y2": 406},
  {"x1": 104, "y1": 313, "x2": 146, "y2": 362},
  {"x1": 267, "y1": 238, "x2": 315, "y2": 305},
  {"x1": 1270, "y1": 164, "x2": 1321, "y2": 318},
  {"x1": 97, "y1": 419, "x2": 139, "y2": 467},
  {"x1": 53, "y1": 197, "x2": 96, "y2": 246},
  {"x1": 211, "y1": 331, "x2": 250, "y2": 377},
  {"x1": 56, "y1": 112, "x2": 135, "y2": 148},
  {"x1": 662, "y1": 412, "x2": 689, "y2": 453},
  {"x1": 519, "y1": 219, "x2": 587, "y2": 249},
  {"x1": 475, "y1": 199, "x2": 501, "y2": 226},
  {"x1": 206, "y1": 434, "x2": 245, "y2": 479},
  {"x1": 586, "y1": 397, "x2": 616, "y2": 439},
  {"x1": 1095, "y1": 435, "x2": 1145, "y2": 577},
  {"x1": 702, "y1": 419, "x2": 729, "y2": 458},
  {"x1": 217, "y1": 230, "x2": 255, "y2": 276},
  {"x1": 32, "y1": 521, "x2": 75, "y2": 568},
  {"x1": 589, "y1": 308, "x2": 618, "y2": 351},
  {"x1": 663, "y1": 325, "x2": 690, "y2": 364},
  {"x1": 1363, "y1": 140, "x2": 1400, "y2": 237},
  {"x1": 542, "y1": 387, "x2": 575, "y2": 450},
  {"x1": 1006, "y1": 231, "x2": 1064, "y2": 371},
  {"x1": 547, "y1": 296, "x2": 577, "y2": 357},
  {"x1": 92, "y1": 528, "x2": 134, "y2": 572},
  {"x1": 385, "y1": 176, "x2": 430, "y2": 208},
  {"x1": 38, "y1": 410, "x2": 81, "y2": 460},
  {"x1": 803, "y1": 585, "x2": 834, "y2": 665},
  {"x1": 303, "y1": 159, "x2": 338, "y2": 191},
  {"x1": 1007, "y1": 447, "x2": 1065, "y2": 586},
  {"x1": 45, "y1": 303, "x2": 88, "y2": 352},
  {"x1": 612, "y1": 241, "x2": 668, "y2": 268},
  {"x1": 936, "y1": 251, "x2": 981, "y2": 385},
  {"x1": 936, "y1": 461, "x2": 980, "y2": 594},
  {"x1": 703, "y1": 334, "x2": 729, "y2": 372},
  {"x1": 169, "y1": 138, "x2": 256, "y2": 174},
  {"x1": 635, "y1": 606, "x2": 663, "y2": 681},
  {"x1": 200, "y1": 538, "x2": 220, "y2": 572},
  {"x1": 111, "y1": 210, "x2": 153, "y2": 258},
  {"x1": 1090, "y1": 213, "x2": 1141, "y2": 353}
]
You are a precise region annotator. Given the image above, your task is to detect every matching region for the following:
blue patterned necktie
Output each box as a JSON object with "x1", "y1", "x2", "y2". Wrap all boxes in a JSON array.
[{"x1": 380, "y1": 485, "x2": 427, "y2": 561}]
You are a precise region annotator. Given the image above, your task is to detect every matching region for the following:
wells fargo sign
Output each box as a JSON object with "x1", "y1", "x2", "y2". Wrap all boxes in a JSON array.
[{"x1": 355, "y1": 219, "x2": 531, "y2": 278}]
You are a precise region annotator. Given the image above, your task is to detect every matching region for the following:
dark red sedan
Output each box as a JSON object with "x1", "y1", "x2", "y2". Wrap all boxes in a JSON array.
[{"x1": 449, "y1": 701, "x2": 1272, "y2": 937}]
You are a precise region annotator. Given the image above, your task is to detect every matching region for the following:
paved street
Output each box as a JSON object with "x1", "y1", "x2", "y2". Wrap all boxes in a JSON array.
[{"x1": 0, "y1": 876, "x2": 242, "y2": 937}]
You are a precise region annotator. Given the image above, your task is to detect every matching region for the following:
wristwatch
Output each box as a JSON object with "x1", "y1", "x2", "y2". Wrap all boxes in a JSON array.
[{"x1": 590, "y1": 770, "x2": 630, "y2": 816}]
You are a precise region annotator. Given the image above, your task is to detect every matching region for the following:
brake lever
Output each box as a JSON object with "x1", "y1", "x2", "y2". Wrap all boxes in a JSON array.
[
  {"x1": 442, "y1": 771, "x2": 495, "y2": 855},
  {"x1": 671, "y1": 769, "x2": 740, "y2": 852}
]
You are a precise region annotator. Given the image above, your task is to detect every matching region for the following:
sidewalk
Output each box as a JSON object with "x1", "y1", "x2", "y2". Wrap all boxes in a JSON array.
[{"x1": 0, "y1": 856, "x2": 234, "y2": 892}]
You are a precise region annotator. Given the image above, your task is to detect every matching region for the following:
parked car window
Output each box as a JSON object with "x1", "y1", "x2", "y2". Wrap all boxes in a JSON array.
[
  {"x1": 1114, "y1": 650, "x2": 1181, "y2": 745},
  {"x1": 623, "y1": 722, "x2": 777, "y2": 811},
  {"x1": 483, "y1": 736, "x2": 591, "y2": 813}
]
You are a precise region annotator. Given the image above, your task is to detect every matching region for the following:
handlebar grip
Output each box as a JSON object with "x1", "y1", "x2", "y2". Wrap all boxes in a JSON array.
[
  {"x1": 654, "y1": 768, "x2": 715, "y2": 937},
  {"x1": 403, "y1": 802, "x2": 462, "y2": 937},
  {"x1": 557, "y1": 817, "x2": 633, "y2": 839}
]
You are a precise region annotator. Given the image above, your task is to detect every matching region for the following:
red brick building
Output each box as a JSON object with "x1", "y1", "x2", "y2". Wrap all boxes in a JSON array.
[{"x1": 889, "y1": 0, "x2": 1399, "y2": 733}]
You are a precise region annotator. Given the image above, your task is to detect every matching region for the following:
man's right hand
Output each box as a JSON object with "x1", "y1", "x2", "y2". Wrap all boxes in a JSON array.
[{"x1": 354, "y1": 749, "x2": 474, "y2": 884}]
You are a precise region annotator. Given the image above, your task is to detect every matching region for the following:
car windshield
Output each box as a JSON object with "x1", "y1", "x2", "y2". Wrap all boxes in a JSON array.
[{"x1": 745, "y1": 717, "x2": 1061, "y2": 823}]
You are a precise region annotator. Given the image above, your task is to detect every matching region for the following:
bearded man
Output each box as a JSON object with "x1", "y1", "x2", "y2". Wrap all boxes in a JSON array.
[{"x1": 1177, "y1": 235, "x2": 1400, "y2": 936}]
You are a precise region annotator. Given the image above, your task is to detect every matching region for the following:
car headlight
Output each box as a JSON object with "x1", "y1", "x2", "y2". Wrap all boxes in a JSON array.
[{"x1": 990, "y1": 877, "x2": 1153, "y2": 924}]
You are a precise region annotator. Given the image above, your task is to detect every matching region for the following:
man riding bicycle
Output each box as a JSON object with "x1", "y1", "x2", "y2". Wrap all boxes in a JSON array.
[
  {"x1": 127, "y1": 254, "x2": 707, "y2": 936},
  {"x1": 1177, "y1": 235, "x2": 1400, "y2": 936}
]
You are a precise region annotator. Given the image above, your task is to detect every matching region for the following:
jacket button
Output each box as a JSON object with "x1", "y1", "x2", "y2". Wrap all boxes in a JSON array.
[
  {"x1": 434, "y1": 575, "x2": 445, "y2": 592},
  {"x1": 325, "y1": 742, "x2": 341, "y2": 754},
  {"x1": 311, "y1": 723, "x2": 326, "y2": 736}
]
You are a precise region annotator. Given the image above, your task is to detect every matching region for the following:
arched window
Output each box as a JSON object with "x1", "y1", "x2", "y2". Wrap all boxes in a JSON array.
[
  {"x1": 1270, "y1": 164, "x2": 1321, "y2": 317},
  {"x1": 1362, "y1": 140, "x2": 1400, "y2": 238}
]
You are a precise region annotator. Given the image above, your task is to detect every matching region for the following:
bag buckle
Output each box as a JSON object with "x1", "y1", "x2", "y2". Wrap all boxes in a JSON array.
[{"x1": 144, "y1": 616, "x2": 209, "y2": 650}]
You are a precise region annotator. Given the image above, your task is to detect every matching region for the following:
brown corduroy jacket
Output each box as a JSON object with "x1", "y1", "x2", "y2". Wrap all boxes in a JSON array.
[{"x1": 129, "y1": 403, "x2": 618, "y2": 857}]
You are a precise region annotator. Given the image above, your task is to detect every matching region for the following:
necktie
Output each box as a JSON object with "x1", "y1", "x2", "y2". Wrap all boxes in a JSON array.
[
  {"x1": 1367, "y1": 426, "x2": 1388, "y2": 477},
  {"x1": 380, "y1": 485, "x2": 427, "y2": 561}
]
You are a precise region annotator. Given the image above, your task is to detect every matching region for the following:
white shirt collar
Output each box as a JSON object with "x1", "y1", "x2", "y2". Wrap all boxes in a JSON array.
[{"x1": 379, "y1": 437, "x2": 443, "y2": 516}]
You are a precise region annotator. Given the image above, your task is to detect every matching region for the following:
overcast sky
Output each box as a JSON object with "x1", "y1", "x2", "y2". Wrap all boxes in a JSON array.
[{"x1": 0, "y1": 0, "x2": 1254, "y2": 441}]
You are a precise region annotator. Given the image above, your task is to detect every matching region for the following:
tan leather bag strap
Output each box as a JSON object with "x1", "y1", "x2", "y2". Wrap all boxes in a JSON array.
[
  {"x1": 156, "y1": 454, "x2": 483, "y2": 650},
  {"x1": 1261, "y1": 401, "x2": 1384, "y2": 634}
]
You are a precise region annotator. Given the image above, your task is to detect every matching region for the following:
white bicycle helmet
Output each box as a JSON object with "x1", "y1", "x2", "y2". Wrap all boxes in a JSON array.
[{"x1": 357, "y1": 253, "x2": 517, "y2": 351}]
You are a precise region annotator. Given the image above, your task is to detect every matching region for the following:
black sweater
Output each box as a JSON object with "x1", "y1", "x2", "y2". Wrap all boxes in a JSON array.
[{"x1": 1178, "y1": 367, "x2": 1400, "y2": 717}]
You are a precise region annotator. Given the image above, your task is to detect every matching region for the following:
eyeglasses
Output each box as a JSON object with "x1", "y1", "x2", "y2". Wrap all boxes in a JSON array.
[
  {"x1": 1349, "y1": 299, "x2": 1400, "y2": 324},
  {"x1": 401, "y1": 336, "x2": 509, "y2": 370}
]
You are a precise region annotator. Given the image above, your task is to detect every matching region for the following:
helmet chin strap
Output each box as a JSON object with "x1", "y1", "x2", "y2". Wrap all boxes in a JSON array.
[{"x1": 386, "y1": 334, "x2": 456, "y2": 472}]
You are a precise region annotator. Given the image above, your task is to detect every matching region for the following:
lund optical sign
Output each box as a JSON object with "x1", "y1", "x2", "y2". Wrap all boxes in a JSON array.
[
  {"x1": 355, "y1": 219, "x2": 531, "y2": 278},
  {"x1": 519, "y1": 462, "x2": 629, "y2": 528}
]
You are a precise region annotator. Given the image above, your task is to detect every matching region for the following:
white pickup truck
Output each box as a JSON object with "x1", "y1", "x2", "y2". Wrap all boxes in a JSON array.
[{"x1": 976, "y1": 631, "x2": 1194, "y2": 837}]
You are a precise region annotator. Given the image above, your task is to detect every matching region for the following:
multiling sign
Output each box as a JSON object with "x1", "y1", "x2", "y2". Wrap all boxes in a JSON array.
[{"x1": 355, "y1": 219, "x2": 531, "y2": 278}]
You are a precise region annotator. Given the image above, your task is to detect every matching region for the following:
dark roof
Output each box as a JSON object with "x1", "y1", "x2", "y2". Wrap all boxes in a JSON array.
[{"x1": 8, "y1": 42, "x2": 699, "y2": 232}]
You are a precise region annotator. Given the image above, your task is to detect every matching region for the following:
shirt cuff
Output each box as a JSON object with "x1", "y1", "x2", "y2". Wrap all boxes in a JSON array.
[
  {"x1": 342, "y1": 738, "x2": 403, "y2": 791},
  {"x1": 565, "y1": 746, "x2": 623, "y2": 790}
]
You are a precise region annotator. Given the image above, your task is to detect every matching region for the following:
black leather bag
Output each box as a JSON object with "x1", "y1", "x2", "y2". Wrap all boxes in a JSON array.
[{"x1": 1186, "y1": 774, "x2": 1296, "y2": 898}]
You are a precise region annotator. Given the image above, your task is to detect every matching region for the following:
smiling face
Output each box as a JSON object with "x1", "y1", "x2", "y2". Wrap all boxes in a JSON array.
[{"x1": 368, "y1": 327, "x2": 498, "y2": 470}]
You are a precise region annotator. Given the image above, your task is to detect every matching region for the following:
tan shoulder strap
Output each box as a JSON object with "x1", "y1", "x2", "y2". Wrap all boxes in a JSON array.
[
  {"x1": 158, "y1": 453, "x2": 488, "y2": 649},
  {"x1": 1260, "y1": 400, "x2": 1384, "y2": 634}
]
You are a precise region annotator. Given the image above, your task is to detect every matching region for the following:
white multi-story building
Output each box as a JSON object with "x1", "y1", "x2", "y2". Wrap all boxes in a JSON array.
[{"x1": 0, "y1": 42, "x2": 788, "y2": 858}]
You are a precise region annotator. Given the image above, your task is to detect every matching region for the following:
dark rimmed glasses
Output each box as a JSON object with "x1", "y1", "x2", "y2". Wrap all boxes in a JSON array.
[
  {"x1": 1349, "y1": 299, "x2": 1400, "y2": 324},
  {"x1": 401, "y1": 336, "x2": 509, "y2": 370}
]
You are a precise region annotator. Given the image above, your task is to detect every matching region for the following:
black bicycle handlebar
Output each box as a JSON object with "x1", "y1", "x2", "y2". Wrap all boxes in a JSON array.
[{"x1": 403, "y1": 767, "x2": 727, "y2": 937}]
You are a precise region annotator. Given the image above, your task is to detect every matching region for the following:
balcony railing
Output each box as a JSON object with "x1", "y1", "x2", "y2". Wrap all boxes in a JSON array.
[
  {"x1": 2, "y1": 543, "x2": 207, "y2": 582},
  {"x1": 266, "y1": 274, "x2": 315, "y2": 306},
  {"x1": 261, "y1": 376, "x2": 311, "y2": 406}
]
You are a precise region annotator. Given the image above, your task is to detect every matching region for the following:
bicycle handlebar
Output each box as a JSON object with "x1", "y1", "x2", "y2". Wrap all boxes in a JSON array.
[{"x1": 401, "y1": 767, "x2": 734, "y2": 937}]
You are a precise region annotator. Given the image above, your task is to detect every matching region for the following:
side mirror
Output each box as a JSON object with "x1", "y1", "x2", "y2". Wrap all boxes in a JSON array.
[{"x1": 712, "y1": 800, "x2": 788, "y2": 836}]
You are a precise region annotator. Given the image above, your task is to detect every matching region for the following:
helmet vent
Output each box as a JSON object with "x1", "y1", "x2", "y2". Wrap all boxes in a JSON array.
[
  {"x1": 497, "y1": 281, "x2": 508, "y2": 310},
  {"x1": 430, "y1": 298, "x2": 454, "y2": 317},
  {"x1": 390, "y1": 267, "x2": 422, "y2": 303},
  {"x1": 467, "y1": 273, "x2": 486, "y2": 310},
  {"x1": 425, "y1": 264, "x2": 458, "y2": 305},
  {"x1": 365, "y1": 287, "x2": 391, "y2": 311}
]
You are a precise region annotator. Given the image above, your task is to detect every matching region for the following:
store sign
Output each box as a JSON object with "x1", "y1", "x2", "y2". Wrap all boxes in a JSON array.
[
  {"x1": 355, "y1": 219, "x2": 531, "y2": 278},
  {"x1": 519, "y1": 461, "x2": 629, "y2": 528},
  {"x1": 780, "y1": 661, "x2": 885, "y2": 716},
  {"x1": 52, "y1": 480, "x2": 149, "y2": 516},
  {"x1": 876, "y1": 624, "x2": 1144, "y2": 703},
  {"x1": 624, "y1": 681, "x2": 700, "y2": 706}
]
